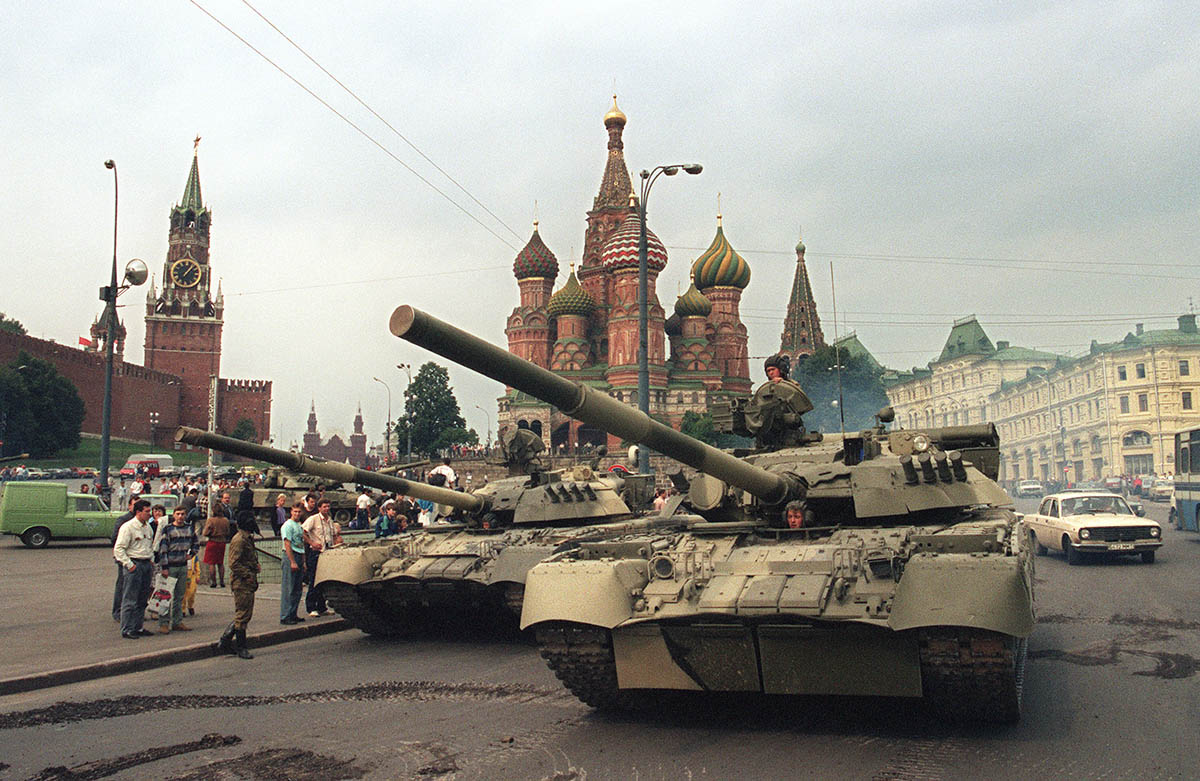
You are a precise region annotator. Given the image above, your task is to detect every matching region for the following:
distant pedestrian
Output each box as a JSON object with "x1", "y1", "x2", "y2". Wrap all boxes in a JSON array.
[
  {"x1": 155, "y1": 506, "x2": 198, "y2": 634},
  {"x1": 280, "y1": 502, "x2": 306, "y2": 625},
  {"x1": 113, "y1": 500, "x2": 155, "y2": 640},
  {"x1": 270, "y1": 493, "x2": 288, "y2": 537},
  {"x1": 201, "y1": 505, "x2": 231, "y2": 588},
  {"x1": 355, "y1": 489, "x2": 372, "y2": 530},
  {"x1": 376, "y1": 502, "x2": 399, "y2": 538},
  {"x1": 236, "y1": 481, "x2": 255, "y2": 529},
  {"x1": 218, "y1": 514, "x2": 260, "y2": 659}
]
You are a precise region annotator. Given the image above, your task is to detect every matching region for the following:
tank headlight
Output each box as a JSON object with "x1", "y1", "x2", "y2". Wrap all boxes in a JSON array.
[
  {"x1": 650, "y1": 555, "x2": 675, "y2": 580},
  {"x1": 1150, "y1": 526, "x2": 1160, "y2": 537},
  {"x1": 1080, "y1": 529, "x2": 1091, "y2": 540},
  {"x1": 911, "y1": 434, "x2": 931, "y2": 453}
]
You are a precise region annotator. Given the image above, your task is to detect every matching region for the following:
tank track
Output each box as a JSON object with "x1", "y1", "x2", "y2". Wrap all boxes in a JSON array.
[
  {"x1": 918, "y1": 627, "x2": 1026, "y2": 723},
  {"x1": 535, "y1": 622, "x2": 626, "y2": 709},
  {"x1": 538, "y1": 621, "x2": 1027, "y2": 722},
  {"x1": 322, "y1": 582, "x2": 405, "y2": 638}
]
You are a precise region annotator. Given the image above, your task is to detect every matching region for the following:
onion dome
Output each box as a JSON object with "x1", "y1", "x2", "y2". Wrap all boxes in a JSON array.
[
  {"x1": 604, "y1": 94, "x2": 627, "y2": 128},
  {"x1": 796, "y1": 236, "x2": 805, "y2": 254},
  {"x1": 691, "y1": 217, "x2": 750, "y2": 290},
  {"x1": 664, "y1": 312, "x2": 681, "y2": 337},
  {"x1": 513, "y1": 222, "x2": 559, "y2": 280},
  {"x1": 674, "y1": 282, "x2": 712, "y2": 318},
  {"x1": 547, "y1": 267, "x2": 595, "y2": 317},
  {"x1": 601, "y1": 208, "x2": 667, "y2": 272}
]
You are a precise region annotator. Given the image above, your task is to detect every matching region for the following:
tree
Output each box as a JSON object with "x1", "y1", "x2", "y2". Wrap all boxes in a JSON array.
[
  {"x1": 791, "y1": 346, "x2": 891, "y2": 433},
  {"x1": 680, "y1": 410, "x2": 718, "y2": 445},
  {"x1": 230, "y1": 418, "x2": 258, "y2": 442},
  {"x1": 0, "y1": 312, "x2": 25, "y2": 335},
  {"x1": 0, "y1": 351, "x2": 86, "y2": 457},
  {"x1": 394, "y1": 362, "x2": 478, "y2": 455}
]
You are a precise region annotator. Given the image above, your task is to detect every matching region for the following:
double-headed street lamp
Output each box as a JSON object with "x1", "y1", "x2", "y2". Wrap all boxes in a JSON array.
[
  {"x1": 636, "y1": 163, "x2": 702, "y2": 475},
  {"x1": 397, "y1": 363, "x2": 413, "y2": 459},
  {"x1": 474, "y1": 404, "x2": 491, "y2": 450},
  {"x1": 373, "y1": 377, "x2": 391, "y2": 465},
  {"x1": 99, "y1": 160, "x2": 148, "y2": 501}
]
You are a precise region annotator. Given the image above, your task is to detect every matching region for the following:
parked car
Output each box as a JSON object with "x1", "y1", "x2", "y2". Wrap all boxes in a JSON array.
[
  {"x1": 1148, "y1": 477, "x2": 1175, "y2": 502},
  {"x1": 1015, "y1": 479, "x2": 1044, "y2": 497},
  {"x1": 1024, "y1": 491, "x2": 1162, "y2": 565},
  {"x1": 0, "y1": 482, "x2": 122, "y2": 548}
]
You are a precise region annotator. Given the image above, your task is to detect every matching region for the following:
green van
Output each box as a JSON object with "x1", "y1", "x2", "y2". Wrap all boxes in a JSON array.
[{"x1": 0, "y1": 483, "x2": 122, "y2": 548}]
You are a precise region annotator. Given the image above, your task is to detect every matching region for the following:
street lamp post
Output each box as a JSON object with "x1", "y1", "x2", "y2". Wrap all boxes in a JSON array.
[
  {"x1": 373, "y1": 376, "x2": 392, "y2": 465},
  {"x1": 98, "y1": 160, "x2": 147, "y2": 502},
  {"x1": 474, "y1": 404, "x2": 491, "y2": 451},
  {"x1": 636, "y1": 163, "x2": 702, "y2": 475},
  {"x1": 397, "y1": 363, "x2": 413, "y2": 459}
]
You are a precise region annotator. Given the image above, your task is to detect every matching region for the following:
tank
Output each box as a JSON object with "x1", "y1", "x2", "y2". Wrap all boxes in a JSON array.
[
  {"x1": 388, "y1": 304, "x2": 1035, "y2": 722},
  {"x1": 175, "y1": 426, "x2": 674, "y2": 638},
  {"x1": 246, "y1": 469, "x2": 360, "y2": 526}
]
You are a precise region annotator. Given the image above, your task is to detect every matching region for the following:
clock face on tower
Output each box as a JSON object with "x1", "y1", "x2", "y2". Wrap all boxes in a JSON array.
[{"x1": 170, "y1": 258, "x2": 202, "y2": 288}]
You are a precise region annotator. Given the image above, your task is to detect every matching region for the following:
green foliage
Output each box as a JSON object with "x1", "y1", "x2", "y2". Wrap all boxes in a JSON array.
[
  {"x1": 0, "y1": 351, "x2": 86, "y2": 457},
  {"x1": 230, "y1": 418, "x2": 258, "y2": 442},
  {"x1": 680, "y1": 410, "x2": 718, "y2": 445},
  {"x1": 394, "y1": 362, "x2": 476, "y2": 455},
  {"x1": 791, "y1": 345, "x2": 890, "y2": 433},
  {"x1": 0, "y1": 312, "x2": 26, "y2": 335}
]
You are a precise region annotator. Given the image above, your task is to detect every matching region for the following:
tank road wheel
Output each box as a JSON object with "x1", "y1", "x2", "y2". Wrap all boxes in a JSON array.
[
  {"x1": 322, "y1": 582, "x2": 404, "y2": 637},
  {"x1": 919, "y1": 628, "x2": 1026, "y2": 723},
  {"x1": 1141, "y1": 550, "x2": 1156, "y2": 564},
  {"x1": 536, "y1": 622, "x2": 627, "y2": 710},
  {"x1": 21, "y1": 527, "x2": 51, "y2": 548},
  {"x1": 333, "y1": 509, "x2": 352, "y2": 525},
  {"x1": 1063, "y1": 535, "x2": 1081, "y2": 565}
]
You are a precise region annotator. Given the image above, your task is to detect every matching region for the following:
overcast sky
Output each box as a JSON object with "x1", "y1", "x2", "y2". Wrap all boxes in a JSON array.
[{"x1": 3, "y1": 1, "x2": 1198, "y2": 449}]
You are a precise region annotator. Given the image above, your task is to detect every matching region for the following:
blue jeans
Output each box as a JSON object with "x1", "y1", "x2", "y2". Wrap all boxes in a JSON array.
[
  {"x1": 120, "y1": 559, "x2": 153, "y2": 634},
  {"x1": 281, "y1": 556, "x2": 305, "y2": 621}
]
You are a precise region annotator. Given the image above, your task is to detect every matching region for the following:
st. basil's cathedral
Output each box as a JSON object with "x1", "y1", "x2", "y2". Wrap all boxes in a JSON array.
[{"x1": 499, "y1": 97, "x2": 824, "y2": 451}]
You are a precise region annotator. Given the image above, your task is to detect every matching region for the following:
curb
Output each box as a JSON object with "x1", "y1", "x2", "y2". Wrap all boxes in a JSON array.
[{"x1": 0, "y1": 618, "x2": 350, "y2": 697}]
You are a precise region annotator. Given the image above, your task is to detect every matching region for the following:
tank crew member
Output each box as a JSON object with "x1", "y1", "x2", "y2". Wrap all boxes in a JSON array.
[
  {"x1": 764, "y1": 353, "x2": 790, "y2": 383},
  {"x1": 784, "y1": 499, "x2": 814, "y2": 529},
  {"x1": 219, "y1": 513, "x2": 261, "y2": 659}
]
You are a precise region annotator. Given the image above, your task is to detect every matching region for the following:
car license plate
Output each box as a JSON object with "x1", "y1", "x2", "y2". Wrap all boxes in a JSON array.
[{"x1": 1108, "y1": 542, "x2": 1135, "y2": 551}]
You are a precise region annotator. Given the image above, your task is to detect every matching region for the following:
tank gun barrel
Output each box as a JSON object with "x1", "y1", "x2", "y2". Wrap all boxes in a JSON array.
[
  {"x1": 174, "y1": 427, "x2": 484, "y2": 513},
  {"x1": 389, "y1": 305, "x2": 794, "y2": 505}
]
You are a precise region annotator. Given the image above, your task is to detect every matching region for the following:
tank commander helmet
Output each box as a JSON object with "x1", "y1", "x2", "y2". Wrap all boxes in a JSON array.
[{"x1": 764, "y1": 353, "x2": 791, "y2": 381}]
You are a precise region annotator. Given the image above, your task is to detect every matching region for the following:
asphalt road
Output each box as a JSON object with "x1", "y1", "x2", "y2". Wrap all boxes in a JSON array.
[{"x1": 0, "y1": 499, "x2": 1195, "y2": 780}]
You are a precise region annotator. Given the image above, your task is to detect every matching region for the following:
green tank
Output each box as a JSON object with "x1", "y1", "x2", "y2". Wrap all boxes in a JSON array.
[
  {"x1": 175, "y1": 426, "x2": 672, "y2": 638},
  {"x1": 247, "y1": 468, "x2": 359, "y2": 527},
  {"x1": 388, "y1": 305, "x2": 1035, "y2": 722}
]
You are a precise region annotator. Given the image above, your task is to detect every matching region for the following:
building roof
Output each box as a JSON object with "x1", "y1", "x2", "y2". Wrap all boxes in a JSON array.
[
  {"x1": 992, "y1": 344, "x2": 1063, "y2": 362},
  {"x1": 674, "y1": 282, "x2": 712, "y2": 318},
  {"x1": 1089, "y1": 315, "x2": 1200, "y2": 352},
  {"x1": 832, "y1": 331, "x2": 882, "y2": 370},
  {"x1": 936, "y1": 315, "x2": 995, "y2": 362},
  {"x1": 513, "y1": 224, "x2": 559, "y2": 280},
  {"x1": 594, "y1": 97, "x2": 633, "y2": 212},
  {"x1": 779, "y1": 234, "x2": 824, "y2": 355},
  {"x1": 546, "y1": 268, "x2": 595, "y2": 317},
  {"x1": 691, "y1": 218, "x2": 750, "y2": 290},
  {"x1": 180, "y1": 152, "x2": 203, "y2": 212},
  {"x1": 602, "y1": 207, "x2": 667, "y2": 272}
]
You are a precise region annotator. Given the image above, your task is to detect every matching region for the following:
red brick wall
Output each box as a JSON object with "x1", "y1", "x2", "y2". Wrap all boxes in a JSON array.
[
  {"x1": 0, "y1": 329, "x2": 182, "y2": 444},
  {"x1": 218, "y1": 379, "x2": 272, "y2": 443}
]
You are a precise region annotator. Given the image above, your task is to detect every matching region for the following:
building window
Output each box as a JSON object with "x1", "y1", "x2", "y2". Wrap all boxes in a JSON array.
[
  {"x1": 1118, "y1": 365, "x2": 1127, "y2": 381},
  {"x1": 1181, "y1": 360, "x2": 1190, "y2": 377},
  {"x1": 1136, "y1": 363, "x2": 1146, "y2": 379},
  {"x1": 1138, "y1": 393, "x2": 1148, "y2": 412},
  {"x1": 1185, "y1": 391, "x2": 1194, "y2": 410},
  {"x1": 1119, "y1": 396, "x2": 1129, "y2": 413}
]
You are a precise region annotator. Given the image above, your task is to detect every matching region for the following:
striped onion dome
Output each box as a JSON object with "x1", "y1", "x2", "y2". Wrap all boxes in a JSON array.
[
  {"x1": 601, "y1": 208, "x2": 667, "y2": 272},
  {"x1": 691, "y1": 221, "x2": 750, "y2": 290},
  {"x1": 513, "y1": 224, "x2": 559, "y2": 280},
  {"x1": 547, "y1": 268, "x2": 595, "y2": 317},
  {"x1": 674, "y1": 282, "x2": 712, "y2": 318}
]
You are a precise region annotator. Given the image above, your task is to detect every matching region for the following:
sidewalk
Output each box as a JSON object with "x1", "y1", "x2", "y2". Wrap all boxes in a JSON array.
[{"x1": 0, "y1": 540, "x2": 344, "y2": 685}]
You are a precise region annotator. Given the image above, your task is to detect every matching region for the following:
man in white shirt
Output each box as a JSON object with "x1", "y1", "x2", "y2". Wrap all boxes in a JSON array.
[
  {"x1": 301, "y1": 499, "x2": 341, "y2": 616},
  {"x1": 430, "y1": 458, "x2": 457, "y2": 488},
  {"x1": 354, "y1": 490, "x2": 372, "y2": 530},
  {"x1": 113, "y1": 500, "x2": 156, "y2": 639}
]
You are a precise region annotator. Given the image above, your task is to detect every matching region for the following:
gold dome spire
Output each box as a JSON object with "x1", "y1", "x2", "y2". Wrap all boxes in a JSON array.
[{"x1": 604, "y1": 94, "x2": 627, "y2": 127}]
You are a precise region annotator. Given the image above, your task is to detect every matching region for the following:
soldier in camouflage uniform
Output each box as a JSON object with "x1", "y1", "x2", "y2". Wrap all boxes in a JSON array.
[{"x1": 217, "y1": 514, "x2": 261, "y2": 659}]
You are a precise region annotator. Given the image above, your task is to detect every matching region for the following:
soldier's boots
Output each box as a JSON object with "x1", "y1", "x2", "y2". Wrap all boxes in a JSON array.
[
  {"x1": 217, "y1": 623, "x2": 237, "y2": 655},
  {"x1": 235, "y1": 628, "x2": 253, "y2": 659}
]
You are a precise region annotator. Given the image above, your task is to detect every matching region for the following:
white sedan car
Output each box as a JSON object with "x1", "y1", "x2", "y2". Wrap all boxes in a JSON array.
[{"x1": 1024, "y1": 491, "x2": 1162, "y2": 565}]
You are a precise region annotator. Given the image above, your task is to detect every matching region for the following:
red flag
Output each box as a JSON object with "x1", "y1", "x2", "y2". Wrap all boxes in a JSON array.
[{"x1": 78, "y1": 336, "x2": 93, "y2": 347}]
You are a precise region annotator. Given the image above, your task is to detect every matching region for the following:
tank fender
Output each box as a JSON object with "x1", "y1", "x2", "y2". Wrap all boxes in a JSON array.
[
  {"x1": 487, "y1": 545, "x2": 559, "y2": 585},
  {"x1": 887, "y1": 552, "x2": 1034, "y2": 637},
  {"x1": 314, "y1": 545, "x2": 395, "y2": 588},
  {"x1": 520, "y1": 559, "x2": 648, "y2": 630}
]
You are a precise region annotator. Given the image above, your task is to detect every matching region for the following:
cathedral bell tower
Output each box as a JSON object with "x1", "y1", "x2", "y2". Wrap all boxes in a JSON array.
[{"x1": 143, "y1": 139, "x2": 224, "y2": 429}]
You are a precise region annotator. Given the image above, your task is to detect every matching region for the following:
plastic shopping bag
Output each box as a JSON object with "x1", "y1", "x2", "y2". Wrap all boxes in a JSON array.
[{"x1": 148, "y1": 573, "x2": 177, "y2": 620}]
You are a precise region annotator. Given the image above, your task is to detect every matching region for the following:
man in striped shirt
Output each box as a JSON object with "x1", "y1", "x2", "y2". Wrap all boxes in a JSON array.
[{"x1": 156, "y1": 506, "x2": 199, "y2": 633}]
